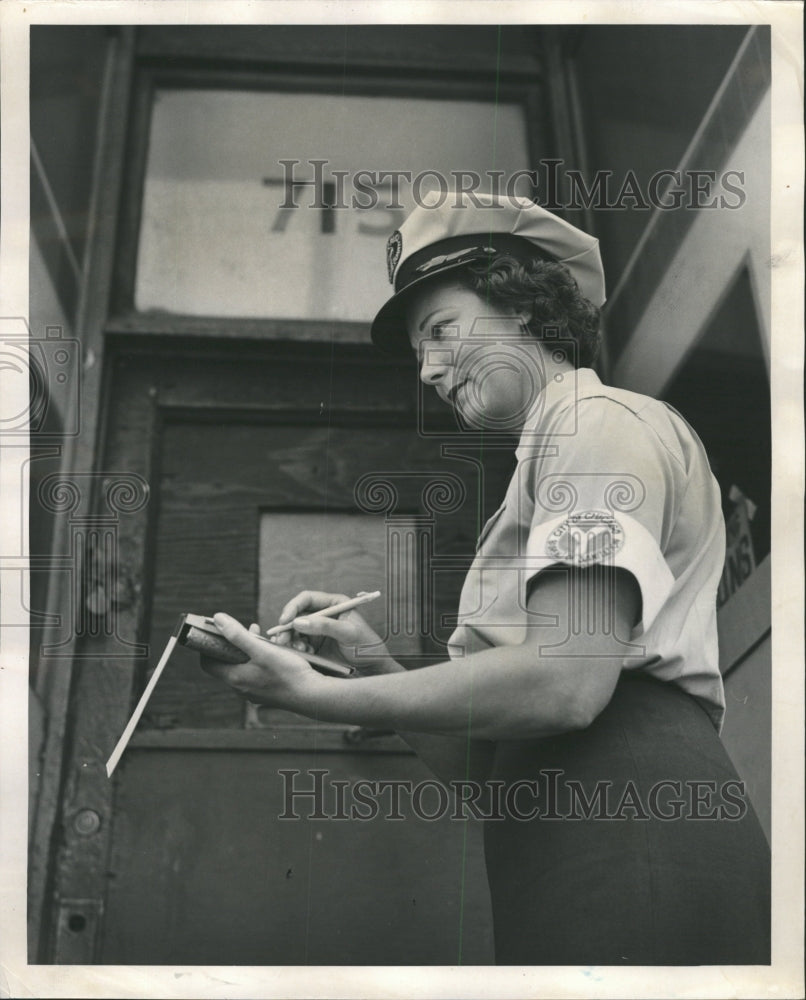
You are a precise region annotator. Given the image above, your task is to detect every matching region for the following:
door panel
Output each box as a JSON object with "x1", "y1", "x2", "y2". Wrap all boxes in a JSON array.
[{"x1": 102, "y1": 749, "x2": 493, "y2": 964}]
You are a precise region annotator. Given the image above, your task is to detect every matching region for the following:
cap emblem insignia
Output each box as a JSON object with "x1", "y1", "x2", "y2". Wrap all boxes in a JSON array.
[{"x1": 386, "y1": 231, "x2": 403, "y2": 284}]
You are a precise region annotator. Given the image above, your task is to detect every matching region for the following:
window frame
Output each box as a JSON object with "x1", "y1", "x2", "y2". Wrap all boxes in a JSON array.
[{"x1": 110, "y1": 53, "x2": 547, "y2": 339}]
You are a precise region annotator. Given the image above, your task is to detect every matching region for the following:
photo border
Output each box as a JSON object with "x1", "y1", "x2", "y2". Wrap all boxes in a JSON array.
[{"x1": 1, "y1": 2, "x2": 802, "y2": 997}]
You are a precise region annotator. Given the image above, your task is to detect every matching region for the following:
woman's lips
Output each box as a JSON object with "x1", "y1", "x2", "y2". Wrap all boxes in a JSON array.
[{"x1": 447, "y1": 379, "x2": 468, "y2": 405}]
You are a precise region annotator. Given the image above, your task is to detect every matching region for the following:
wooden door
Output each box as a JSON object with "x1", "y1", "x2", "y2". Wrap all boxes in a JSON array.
[{"x1": 48, "y1": 336, "x2": 515, "y2": 964}]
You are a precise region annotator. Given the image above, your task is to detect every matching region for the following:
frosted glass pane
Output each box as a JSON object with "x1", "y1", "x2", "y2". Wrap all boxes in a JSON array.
[{"x1": 135, "y1": 89, "x2": 530, "y2": 322}]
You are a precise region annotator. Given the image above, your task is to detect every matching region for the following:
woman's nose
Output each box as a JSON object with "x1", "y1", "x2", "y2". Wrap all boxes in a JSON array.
[{"x1": 418, "y1": 347, "x2": 453, "y2": 386}]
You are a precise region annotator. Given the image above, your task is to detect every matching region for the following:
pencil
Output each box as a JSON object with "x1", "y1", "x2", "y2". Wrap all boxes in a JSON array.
[{"x1": 264, "y1": 590, "x2": 381, "y2": 637}]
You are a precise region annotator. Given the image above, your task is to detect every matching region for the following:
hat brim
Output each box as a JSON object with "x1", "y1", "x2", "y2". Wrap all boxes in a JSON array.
[{"x1": 370, "y1": 259, "x2": 485, "y2": 358}]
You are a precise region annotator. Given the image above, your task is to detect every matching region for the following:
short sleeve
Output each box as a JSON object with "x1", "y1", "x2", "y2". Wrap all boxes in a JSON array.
[{"x1": 521, "y1": 398, "x2": 678, "y2": 634}]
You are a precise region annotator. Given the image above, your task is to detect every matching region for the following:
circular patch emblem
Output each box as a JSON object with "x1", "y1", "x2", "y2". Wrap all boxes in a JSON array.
[
  {"x1": 546, "y1": 510, "x2": 624, "y2": 567},
  {"x1": 386, "y1": 230, "x2": 403, "y2": 284}
]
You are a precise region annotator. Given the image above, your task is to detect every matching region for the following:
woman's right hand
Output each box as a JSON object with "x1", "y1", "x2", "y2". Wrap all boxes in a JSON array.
[{"x1": 271, "y1": 590, "x2": 403, "y2": 677}]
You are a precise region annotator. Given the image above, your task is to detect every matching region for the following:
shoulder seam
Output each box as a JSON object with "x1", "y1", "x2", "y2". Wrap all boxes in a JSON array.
[{"x1": 560, "y1": 394, "x2": 688, "y2": 474}]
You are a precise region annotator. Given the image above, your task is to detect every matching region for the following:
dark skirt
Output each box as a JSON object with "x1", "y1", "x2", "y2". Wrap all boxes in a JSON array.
[{"x1": 484, "y1": 673, "x2": 770, "y2": 965}]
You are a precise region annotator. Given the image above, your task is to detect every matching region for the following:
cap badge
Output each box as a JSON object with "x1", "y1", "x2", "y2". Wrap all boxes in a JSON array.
[
  {"x1": 415, "y1": 245, "x2": 497, "y2": 275},
  {"x1": 386, "y1": 231, "x2": 403, "y2": 284}
]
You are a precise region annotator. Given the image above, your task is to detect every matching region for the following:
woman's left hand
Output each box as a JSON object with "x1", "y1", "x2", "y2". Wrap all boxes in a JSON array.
[{"x1": 199, "y1": 613, "x2": 328, "y2": 711}]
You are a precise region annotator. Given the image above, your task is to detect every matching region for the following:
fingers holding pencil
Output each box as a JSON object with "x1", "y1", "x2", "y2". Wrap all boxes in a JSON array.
[
  {"x1": 268, "y1": 591, "x2": 381, "y2": 638},
  {"x1": 271, "y1": 590, "x2": 349, "y2": 650},
  {"x1": 277, "y1": 590, "x2": 351, "y2": 629}
]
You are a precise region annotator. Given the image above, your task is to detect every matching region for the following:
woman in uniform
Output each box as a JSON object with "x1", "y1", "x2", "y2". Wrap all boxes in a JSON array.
[{"x1": 205, "y1": 191, "x2": 770, "y2": 965}]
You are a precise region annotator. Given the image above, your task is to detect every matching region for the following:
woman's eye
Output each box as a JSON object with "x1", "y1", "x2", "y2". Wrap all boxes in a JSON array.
[{"x1": 431, "y1": 323, "x2": 457, "y2": 340}]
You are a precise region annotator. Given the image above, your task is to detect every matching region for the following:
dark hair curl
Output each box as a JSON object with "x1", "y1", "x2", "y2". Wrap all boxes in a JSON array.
[{"x1": 457, "y1": 255, "x2": 602, "y2": 369}]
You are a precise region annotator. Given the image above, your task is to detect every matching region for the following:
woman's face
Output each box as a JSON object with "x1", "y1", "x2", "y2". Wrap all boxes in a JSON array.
[{"x1": 406, "y1": 280, "x2": 547, "y2": 432}]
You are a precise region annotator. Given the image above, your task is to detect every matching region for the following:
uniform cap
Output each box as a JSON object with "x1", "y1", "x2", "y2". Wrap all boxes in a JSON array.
[{"x1": 370, "y1": 190, "x2": 606, "y2": 356}]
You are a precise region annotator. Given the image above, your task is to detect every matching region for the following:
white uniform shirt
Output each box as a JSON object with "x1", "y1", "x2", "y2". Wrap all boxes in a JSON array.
[{"x1": 447, "y1": 368, "x2": 727, "y2": 730}]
